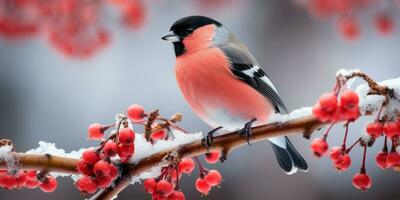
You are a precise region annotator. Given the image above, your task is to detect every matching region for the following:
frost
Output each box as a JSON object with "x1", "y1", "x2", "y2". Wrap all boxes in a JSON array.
[
  {"x1": 269, "y1": 107, "x2": 312, "y2": 123},
  {"x1": 0, "y1": 145, "x2": 16, "y2": 173}
]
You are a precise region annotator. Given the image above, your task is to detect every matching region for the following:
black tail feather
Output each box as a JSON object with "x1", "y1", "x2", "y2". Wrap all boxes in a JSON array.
[
  {"x1": 284, "y1": 136, "x2": 308, "y2": 171},
  {"x1": 270, "y1": 137, "x2": 308, "y2": 174}
]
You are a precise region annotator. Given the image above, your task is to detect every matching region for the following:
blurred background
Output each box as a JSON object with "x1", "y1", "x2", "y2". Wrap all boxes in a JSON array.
[{"x1": 1, "y1": 0, "x2": 400, "y2": 199}]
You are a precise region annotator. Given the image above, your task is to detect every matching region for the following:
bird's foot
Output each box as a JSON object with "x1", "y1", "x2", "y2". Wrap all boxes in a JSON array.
[
  {"x1": 201, "y1": 126, "x2": 223, "y2": 152},
  {"x1": 238, "y1": 118, "x2": 257, "y2": 145}
]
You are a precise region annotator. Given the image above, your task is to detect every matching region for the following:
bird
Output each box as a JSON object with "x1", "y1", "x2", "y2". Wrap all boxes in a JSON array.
[{"x1": 162, "y1": 15, "x2": 308, "y2": 174}]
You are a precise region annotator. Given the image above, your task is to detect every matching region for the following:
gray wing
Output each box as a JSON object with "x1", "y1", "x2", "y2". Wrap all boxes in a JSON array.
[{"x1": 220, "y1": 43, "x2": 288, "y2": 113}]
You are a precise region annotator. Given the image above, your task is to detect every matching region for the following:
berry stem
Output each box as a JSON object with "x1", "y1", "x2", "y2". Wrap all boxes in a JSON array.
[
  {"x1": 194, "y1": 156, "x2": 207, "y2": 178},
  {"x1": 360, "y1": 145, "x2": 367, "y2": 174},
  {"x1": 323, "y1": 123, "x2": 336, "y2": 140},
  {"x1": 346, "y1": 138, "x2": 361, "y2": 154},
  {"x1": 342, "y1": 122, "x2": 350, "y2": 149},
  {"x1": 382, "y1": 136, "x2": 388, "y2": 152},
  {"x1": 375, "y1": 102, "x2": 386, "y2": 121}
]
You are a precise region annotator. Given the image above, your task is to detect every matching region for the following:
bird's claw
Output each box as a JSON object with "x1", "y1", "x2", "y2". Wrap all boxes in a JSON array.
[
  {"x1": 202, "y1": 126, "x2": 223, "y2": 152},
  {"x1": 238, "y1": 118, "x2": 257, "y2": 145}
]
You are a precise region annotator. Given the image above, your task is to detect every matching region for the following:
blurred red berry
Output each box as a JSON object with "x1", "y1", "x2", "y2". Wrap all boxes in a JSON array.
[
  {"x1": 127, "y1": 104, "x2": 145, "y2": 122},
  {"x1": 143, "y1": 178, "x2": 157, "y2": 194},
  {"x1": 77, "y1": 160, "x2": 94, "y2": 176},
  {"x1": 178, "y1": 158, "x2": 195, "y2": 174},
  {"x1": 0, "y1": 173, "x2": 17, "y2": 189},
  {"x1": 103, "y1": 140, "x2": 118, "y2": 157},
  {"x1": 156, "y1": 180, "x2": 174, "y2": 196},
  {"x1": 383, "y1": 122, "x2": 400, "y2": 139},
  {"x1": 310, "y1": 138, "x2": 328, "y2": 157},
  {"x1": 352, "y1": 173, "x2": 372, "y2": 191},
  {"x1": 39, "y1": 176, "x2": 57, "y2": 193},
  {"x1": 329, "y1": 146, "x2": 343, "y2": 161},
  {"x1": 319, "y1": 92, "x2": 338, "y2": 113},
  {"x1": 76, "y1": 176, "x2": 97, "y2": 194},
  {"x1": 118, "y1": 128, "x2": 135, "y2": 144},
  {"x1": 82, "y1": 149, "x2": 101, "y2": 165},
  {"x1": 375, "y1": 14, "x2": 394, "y2": 36},
  {"x1": 204, "y1": 170, "x2": 222, "y2": 187},
  {"x1": 338, "y1": 16, "x2": 360, "y2": 40},
  {"x1": 15, "y1": 172, "x2": 27, "y2": 188},
  {"x1": 109, "y1": 164, "x2": 119, "y2": 180},
  {"x1": 88, "y1": 123, "x2": 104, "y2": 140},
  {"x1": 195, "y1": 178, "x2": 211, "y2": 195},
  {"x1": 366, "y1": 122, "x2": 383, "y2": 138},
  {"x1": 123, "y1": 1, "x2": 146, "y2": 29},
  {"x1": 376, "y1": 151, "x2": 388, "y2": 169}
]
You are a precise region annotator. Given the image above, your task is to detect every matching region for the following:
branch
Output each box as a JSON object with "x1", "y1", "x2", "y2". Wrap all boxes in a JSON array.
[{"x1": 91, "y1": 115, "x2": 327, "y2": 199}]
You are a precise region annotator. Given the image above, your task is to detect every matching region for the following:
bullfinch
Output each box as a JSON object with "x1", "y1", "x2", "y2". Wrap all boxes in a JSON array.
[{"x1": 162, "y1": 16, "x2": 308, "y2": 174}]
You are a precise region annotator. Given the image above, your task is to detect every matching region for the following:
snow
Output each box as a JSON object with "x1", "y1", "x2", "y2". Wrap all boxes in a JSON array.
[
  {"x1": 0, "y1": 145, "x2": 16, "y2": 173},
  {"x1": 269, "y1": 107, "x2": 312, "y2": 123}
]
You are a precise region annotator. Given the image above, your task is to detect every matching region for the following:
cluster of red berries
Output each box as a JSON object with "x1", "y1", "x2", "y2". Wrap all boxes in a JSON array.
[
  {"x1": 0, "y1": 170, "x2": 57, "y2": 193},
  {"x1": 312, "y1": 90, "x2": 360, "y2": 123},
  {"x1": 0, "y1": 0, "x2": 146, "y2": 58},
  {"x1": 310, "y1": 81, "x2": 400, "y2": 191},
  {"x1": 297, "y1": 0, "x2": 395, "y2": 40}
]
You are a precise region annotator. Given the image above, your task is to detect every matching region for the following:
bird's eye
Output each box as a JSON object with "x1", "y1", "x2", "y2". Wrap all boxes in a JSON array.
[{"x1": 186, "y1": 28, "x2": 194, "y2": 34}]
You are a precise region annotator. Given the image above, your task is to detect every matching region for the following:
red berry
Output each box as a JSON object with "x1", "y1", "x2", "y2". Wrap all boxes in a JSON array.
[
  {"x1": 334, "y1": 153, "x2": 351, "y2": 172},
  {"x1": 366, "y1": 122, "x2": 383, "y2": 138},
  {"x1": 375, "y1": 15, "x2": 394, "y2": 35},
  {"x1": 127, "y1": 104, "x2": 145, "y2": 122},
  {"x1": 93, "y1": 160, "x2": 111, "y2": 177},
  {"x1": 151, "y1": 129, "x2": 167, "y2": 141},
  {"x1": 376, "y1": 151, "x2": 388, "y2": 169},
  {"x1": 319, "y1": 92, "x2": 338, "y2": 113},
  {"x1": 329, "y1": 146, "x2": 343, "y2": 161},
  {"x1": 312, "y1": 104, "x2": 330, "y2": 121},
  {"x1": 352, "y1": 173, "x2": 372, "y2": 191},
  {"x1": 109, "y1": 164, "x2": 119, "y2": 180},
  {"x1": 171, "y1": 169, "x2": 182, "y2": 182},
  {"x1": 96, "y1": 175, "x2": 112, "y2": 189},
  {"x1": 118, "y1": 128, "x2": 135, "y2": 144},
  {"x1": 103, "y1": 140, "x2": 118, "y2": 157},
  {"x1": 167, "y1": 191, "x2": 185, "y2": 200},
  {"x1": 152, "y1": 193, "x2": 168, "y2": 200},
  {"x1": 156, "y1": 180, "x2": 174, "y2": 196},
  {"x1": 0, "y1": 173, "x2": 17, "y2": 189},
  {"x1": 76, "y1": 176, "x2": 97, "y2": 194},
  {"x1": 25, "y1": 178, "x2": 40, "y2": 189},
  {"x1": 77, "y1": 160, "x2": 94, "y2": 176},
  {"x1": 26, "y1": 170, "x2": 37, "y2": 180},
  {"x1": 310, "y1": 138, "x2": 328, "y2": 157},
  {"x1": 82, "y1": 149, "x2": 101, "y2": 165},
  {"x1": 338, "y1": 16, "x2": 360, "y2": 40},
  {"x1": 39, "y1": 176, "x2": 57, "y2": 193},
  {"x1": 15, "y1": 172, "x2": 27, "y2": 188},
  {"x1": 205, "y1": 151, "x2": 220, "y2": 164},
  {"x1": 178, "y1": 158, "x2": 195, "y2": 174},
  {"x1": 88, "y1": 123, "x2": 104, "y2": 140},
  {"x1": 340, "y1": 90, "x2": 359, "y2": 110},
  {"x1": 117, "y1": 144, "x2": 134, "y2": 160},
  {"x1": 143, "y1": 178, "x2": 157, "y2": 194},
  {"x1": 387, "y1": 152, "x2": 400, "y2": 167},
  {"x1": 204, "y1": 170, "x2": 222, "y2": 186},
  {"x1": 195, "y1": 178, "x2": 211, "y2": 195},
  {"x1": 383, "y1": 122, "x2": 400, "y2": 139}
]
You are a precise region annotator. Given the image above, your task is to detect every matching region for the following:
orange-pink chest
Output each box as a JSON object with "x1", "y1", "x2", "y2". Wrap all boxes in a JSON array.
[{"x1": 175, "y1": 48, "x2": 273, "y2": 129}]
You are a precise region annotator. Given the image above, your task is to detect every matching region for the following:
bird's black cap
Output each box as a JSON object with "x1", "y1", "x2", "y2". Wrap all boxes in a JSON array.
[{"x1": 169, "y1": 16, "x2": 222, "y2": 38}]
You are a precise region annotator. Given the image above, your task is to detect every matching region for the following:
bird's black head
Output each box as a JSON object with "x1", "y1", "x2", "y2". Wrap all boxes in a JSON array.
[{"x1": 162, "y1": 16, "x2": 222, "y2": 56}]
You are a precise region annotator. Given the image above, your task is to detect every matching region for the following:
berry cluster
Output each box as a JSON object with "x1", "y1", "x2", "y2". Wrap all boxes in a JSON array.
[
  {"x1": 296, "y1": 0, "x2": 395, "y2": 40},
  {"x1": 311, "y1": 75, "x2": 400, "y2": 191},
  {"x1": 0, "y1": 0, "x2": 146, "y2": 58},
  {"x1": 0, "y1": 170, "x2": 57, "y2": 193}
]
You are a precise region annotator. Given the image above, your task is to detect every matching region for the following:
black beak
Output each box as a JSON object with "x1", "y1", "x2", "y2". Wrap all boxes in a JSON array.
[{"x1": 161, "y1": 31, "x2": 181, "y2": 42}]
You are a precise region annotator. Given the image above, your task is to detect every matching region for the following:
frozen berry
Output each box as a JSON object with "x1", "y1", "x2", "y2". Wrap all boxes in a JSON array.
[
  {"x1": 118, "y1": 128, "x2": 135, "y2": 144},
  {"x1": 156, "y1": 180, "x2": 174, "y2": 196},
  {"x1": 334, "y1": 153, "x2": 351, "y2": 172},
  {"x1": 205, "y1": 151, "x2": 220, "y2": 164},
  {"x1": 143, "y1": 178, "x2": 156, "y2": 194},
  {"x1": 376, "y1": 151, "x2": 388, "y2": 169},
  {"x1": 352, "y1": 173, "x2": 372, "y2": 191},
  {"x1": 329, "y1": 146, "x2": 343, "y2": 161},
  {"x1": 312, "y1": 104, "x2": 330, "y2": 121},
  {"x1": 195, "y1": 178, "x2": 211, "y2": 195},
  {"x1": 366, "y1": 122, "x2": 383, "y2": 138},
  {"x1": 178, "y1": 158, "x2": 195, "y2": 174},
  {"x1": 103, "y1": 140, "x2": 118, "y2": 157},
  {"x1": 96, "y1": 175, "x2": 112, "y2": 189},
  {"x1": 39, "y1": 176, "x2": 57, "y2": 193},
  {"x1": 76, "y1": 176, "x2": 97, "y2": 194},
  {"x1": 310, "y1": 138, "x2": 328, "y2": 157},
  {"x1": 88, "y1": 123, "x2": 104, "y2": 140},
  {"x1": 77, "y1": 160, "x2": 94, "y2": 176},
  {"x1": 127, "y1": 104, "x2": 145, "y2": 122},
  {"x1": 319, "y1": 92, "x2": 338, "y2": 113},
  {"x1": 117, "y1": 144, "x2": 134, "y2": 160},
  {"x1": 93, "y1": 160, "x2": 111, "y2": 177},
  {"x1": 204, "y1": 170, "x2": 222, "y2": 186},
  {"x1": 82, "y1": 149, "x2": 101, "y2": 165}
]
